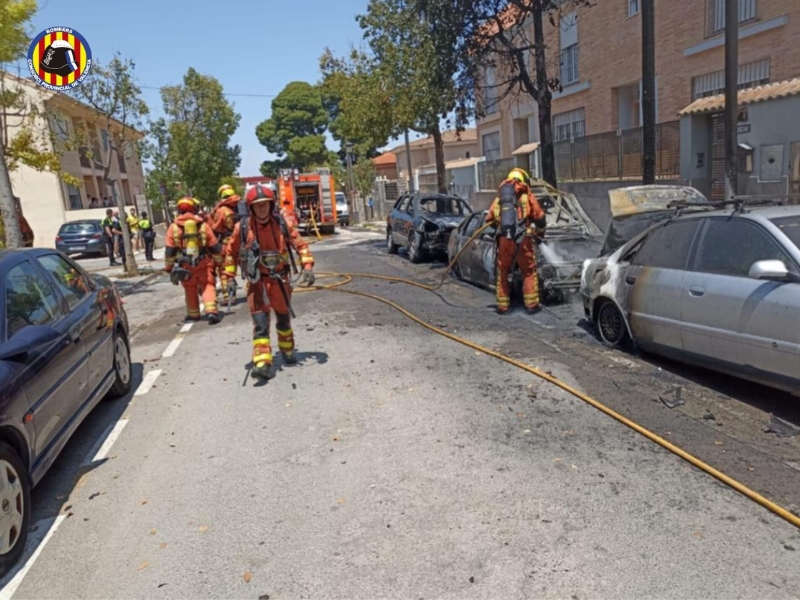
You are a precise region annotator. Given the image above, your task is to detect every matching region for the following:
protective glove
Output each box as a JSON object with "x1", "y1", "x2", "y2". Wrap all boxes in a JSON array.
[
  {"x1": 170, "y1": 267, "x2": 190, "y2": 286},
  {"x1": 302, "y1": 268, "x2": 315, "y2": 287}
]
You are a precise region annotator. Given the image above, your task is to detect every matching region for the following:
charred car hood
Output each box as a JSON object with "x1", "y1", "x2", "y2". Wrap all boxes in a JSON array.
[{"x1": 601, "y1": 185, "x2": 710, "y2": 256}]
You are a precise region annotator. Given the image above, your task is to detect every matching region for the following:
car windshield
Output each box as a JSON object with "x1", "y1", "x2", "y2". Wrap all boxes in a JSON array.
[
  {"x1": 419, "y1": 197, "x2": 468, "y2": 216},
  {"x1": 335, "y1": 193, "x2": 346, "y2": 204},
  {"x1": 60, "y1": 223, "x2": 97, "y2": 234},
  {"x1": 771, "y1": 216, "x2": 800, "y2": 250}
]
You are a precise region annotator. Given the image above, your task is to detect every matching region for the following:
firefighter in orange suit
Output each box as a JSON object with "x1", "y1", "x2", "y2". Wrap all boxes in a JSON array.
[
  {"x1": 485, "y1": 168, "x2": 547, "y2": 314},
  {"x1": 210, "y1": 184, "x2": 241, "y2": 305},
  {"x1": 165, "y1": 196, "x2": 223, "y2": 324},
  {"x1": 224, "y1": 184, "x2": 315, "y2": 380}
]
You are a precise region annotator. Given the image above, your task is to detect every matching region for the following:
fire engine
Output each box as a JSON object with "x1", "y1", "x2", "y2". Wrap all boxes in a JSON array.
[{"x1": 276, "y1": 168, "x2": 338, "y2": 235}]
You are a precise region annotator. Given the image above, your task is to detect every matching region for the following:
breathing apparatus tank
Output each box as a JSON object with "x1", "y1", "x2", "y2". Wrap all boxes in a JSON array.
[
  {"x1": 183, "y1": 218, "x2": 199, "y2": 258},
  {"x1": 498, "y1": 181, "x2": 519, "y2": 240}
]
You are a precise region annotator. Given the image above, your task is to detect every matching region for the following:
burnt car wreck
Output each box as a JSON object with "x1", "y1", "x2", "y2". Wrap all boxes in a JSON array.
[
  {"x1": 447, "y1": 181, "x2": 603, "y2": 304},
  {"x1": 387, "y1": 193, "x2": 472, "y2": 263}
]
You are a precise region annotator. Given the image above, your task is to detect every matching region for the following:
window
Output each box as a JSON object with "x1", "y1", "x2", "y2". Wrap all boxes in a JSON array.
[
  {"x1": 66, "y1": 183, "x2": 83, "y2": 210},
  {"x1": 101, "y1": 130, "x2": 109, "y2": 152},
  {"x1": 628, "y1": 0, "x2": 640, "y2": 16},
  {"x1": 482, "y1": 131, "x2": 501, "y2": 160},
  {"x1": 37, "y1": 254, "x2": 90, "y2": 310},
  {"x1": 707, "y1": 0, "x2": 757, "y2": 36},
  {"x1": 483, "y1": 65, "x2": 498, "y2": 115},
  {"x1": 692, "y1": 58, "x2": 770, "y2": 99},
  {"x1": 631, "y1": 220, "x2": 701, "y2": 270},
  {"x1": 419, "y1": 197, "x2": 469, "y2": 216},
  {"x1": 695, "y1": 219, "x2": 794, "y2": 277},
  {"x1": 770, "y1": 216, "x2": 800, "y2": 252},
  {"x1": 464, "y1": 215, "x2": 481, "y2": 237},
  {"x1": 559, "y1": 11, "x2": 579, "y2": 86},
  {"x1": 397, "y1": 195, "x2": 411, "y2": 213},
  {"x1": 5, "y1": 262, "x2": 62, "y2": 339},
  {"x1": 553, "y1": 108, "x2": 586, "y2": 142}
]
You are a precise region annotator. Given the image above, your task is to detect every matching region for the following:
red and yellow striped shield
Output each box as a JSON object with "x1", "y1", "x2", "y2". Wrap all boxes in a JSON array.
[{"x1": 27, "y1": 27, "x2": 92, "y2": 90}]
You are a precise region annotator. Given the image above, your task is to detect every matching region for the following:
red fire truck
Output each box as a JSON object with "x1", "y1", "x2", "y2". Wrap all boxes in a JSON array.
[{"x1": 276, "y1": 168, "x2": 338, "y2": 235}]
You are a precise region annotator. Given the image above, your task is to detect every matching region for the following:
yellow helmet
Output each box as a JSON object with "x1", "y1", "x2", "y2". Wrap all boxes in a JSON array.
[
  {"x1": 177, "y1": 196, "x2": 199, "y2": 212},
  {"x1": 507, "y1": 167, "x2": 530, "y2": 184},
  {"x1": 217, "y1": 184, "x2": 235, "y2": 199}
]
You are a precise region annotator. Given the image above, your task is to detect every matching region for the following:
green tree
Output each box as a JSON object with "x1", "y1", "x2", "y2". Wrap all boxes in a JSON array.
[
  {"x1": 0, "y1": 0, "x2": 38, "y2": 247},
  {"x1": 69, "y1": 53, "x2": 150, "y2": 275},
  {"x1": 256, "y1": 81, "x2": 329, "y2": 170},
  {"x1": 156, "y1": 68, "x2": 241, "y2": 206},
  {"x1": 415, "y1": 0, "x2": 592, "y2": 187}
]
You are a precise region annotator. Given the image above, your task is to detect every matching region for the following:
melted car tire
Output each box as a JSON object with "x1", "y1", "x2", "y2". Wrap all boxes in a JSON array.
[
  {"x1": 408, "y1": 231, "x2": 425, "y2": 264},
  {"x1": 386, "y1": 229, "x2": 399, "y2": 254},
  {"x1": 0, "y1": 442, "x2": 31, "y2": 578},
  {"x1": 596, "y1": 300, "x2": 627, "y2": 348}
]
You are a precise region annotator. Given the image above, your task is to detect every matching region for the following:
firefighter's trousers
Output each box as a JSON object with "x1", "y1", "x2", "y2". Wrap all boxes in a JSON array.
[
  {"x1": 182, "y1": 258, "x2": 219, "y2": 319},
  {"x1": 496, "y1": 235, "x2": 539, "y2": 312},
  {"x1": 218, "y1": 236, "x2": 235, "y2": 302},
  {"x1": 247, "y1": 274, "x2": 295, "y2": 367}
]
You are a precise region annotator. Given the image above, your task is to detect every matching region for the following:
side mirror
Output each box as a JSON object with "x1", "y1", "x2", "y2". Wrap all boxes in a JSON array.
[{"x1": 749, "y1": 259, "x2": 791, "y2": 281}]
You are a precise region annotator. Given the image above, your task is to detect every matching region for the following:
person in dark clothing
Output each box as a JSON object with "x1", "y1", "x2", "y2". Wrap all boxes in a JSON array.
[
  {"x1": 101, "y1": 209, "x2": 118, "y2": 265},
  {"x1": 111, "y1": 210, "x2": 126, "y2": 266},
  {"x1": 138, "y1": 211, "x2": 156, "y2": 261}
]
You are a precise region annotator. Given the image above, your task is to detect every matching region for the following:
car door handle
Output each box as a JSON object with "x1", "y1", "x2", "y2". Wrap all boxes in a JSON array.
[
  {"x1": 625, "y1": 276, "x2": 636, "y2": 285},
  {"x1": 688, "y1": 286, "x2": 705, "y2": 297}
]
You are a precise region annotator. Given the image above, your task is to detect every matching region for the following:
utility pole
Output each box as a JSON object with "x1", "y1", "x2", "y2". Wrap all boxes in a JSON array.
[
  {"x1": 345, "y1": 141, "x2": 359, "y2": 224},
  {"x1": 641, "y1": 0, "x2": 656, "y2": 185},
  {"x1": 724, "y1": 0, "x2": 739, "y2": 200},
  {"x1": 404, "y1": 129, "x2": 414, "y2": 192}
]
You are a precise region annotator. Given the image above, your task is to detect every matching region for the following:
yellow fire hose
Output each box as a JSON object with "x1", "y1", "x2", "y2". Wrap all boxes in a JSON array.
[
  {"x1": 308, "y1": 206, "x2": 323, "y2": 240},
  {"x1": 293, "y1": 222, "x2": 800, "y2": 532}
]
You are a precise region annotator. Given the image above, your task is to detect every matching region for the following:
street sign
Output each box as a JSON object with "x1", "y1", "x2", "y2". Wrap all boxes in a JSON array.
[{"x1": 737, "y1": 124, "x2": 751, "y2": 134}]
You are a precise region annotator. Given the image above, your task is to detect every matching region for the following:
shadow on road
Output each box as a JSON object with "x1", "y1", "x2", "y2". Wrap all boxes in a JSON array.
[{"x1": 0, "y1": 362, "x2": 146, "y2": 590}]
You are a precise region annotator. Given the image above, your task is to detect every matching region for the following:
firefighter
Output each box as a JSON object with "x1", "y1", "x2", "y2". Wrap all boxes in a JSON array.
[
  {"x1": 485, "y1": 167, "x2": 547, "y2": 314},
  {"x1": 224, "y1": 184, "x2": 315, "y2": 381},
  {"x1": 210, "y1": 184, "x2": 242, "y2": 305},
  {"x1": 164, "y1": 196, "x2": 223, "y2": 324}
]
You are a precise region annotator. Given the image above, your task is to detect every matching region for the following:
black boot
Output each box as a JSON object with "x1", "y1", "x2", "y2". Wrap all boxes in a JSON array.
[
  {"x1": 207, "y1": 312, "x2": 220, "y2": 325},
  {"x1": 251, "y1": 363, "x2": 273, "y2": 380},
  {"x1": 282, "y1": 352, "x2": 297, "y2": 365}
]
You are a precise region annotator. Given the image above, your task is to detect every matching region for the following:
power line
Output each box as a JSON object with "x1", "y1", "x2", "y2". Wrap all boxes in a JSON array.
[{"x1": 139, "y1": 85, "x2": 277, "y2": 98}]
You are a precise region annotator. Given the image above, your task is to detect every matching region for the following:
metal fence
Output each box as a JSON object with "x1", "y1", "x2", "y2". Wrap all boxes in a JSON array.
[
  {"x1": 478, "y1": 157, "x2": 518, "y2": 191},
  {"x1": 554, "y1": 120, "x2": 681, "y2": 182}
]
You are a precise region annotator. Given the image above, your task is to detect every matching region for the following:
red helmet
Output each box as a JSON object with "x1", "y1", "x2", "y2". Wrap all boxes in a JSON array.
[
  {"x1": 245, "y1": 184, "x2": 276, "y2": 207},
  {"x1": 176, "y1": 196, "x2": 198, "y2": 213}
]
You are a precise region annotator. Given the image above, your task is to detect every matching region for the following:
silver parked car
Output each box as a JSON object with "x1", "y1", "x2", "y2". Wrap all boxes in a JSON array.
[{"x1": 581, "y1": 195, "x2": 800, "y2": 396}]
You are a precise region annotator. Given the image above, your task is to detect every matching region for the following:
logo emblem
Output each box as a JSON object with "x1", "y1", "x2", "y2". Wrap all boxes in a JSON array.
[{"x1": 27, "y1": 27, "x2": 92, "y2": 91}]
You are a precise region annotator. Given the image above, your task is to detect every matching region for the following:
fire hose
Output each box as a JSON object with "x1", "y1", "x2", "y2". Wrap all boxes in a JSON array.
[{"x1": 290, "y1": 222, "x2": 800, "y2": 532}]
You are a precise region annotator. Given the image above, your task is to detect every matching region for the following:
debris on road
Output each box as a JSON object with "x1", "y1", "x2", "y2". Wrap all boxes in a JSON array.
[
  {"x1": 766, "y1": 415, "x2": 800, "y2": 438},
  {"x1": 243, "y1": 571, "x2": 253, "y2": 583},
  {"x1": 659, "y1": 386, "x2": 685, "y2": 409}
]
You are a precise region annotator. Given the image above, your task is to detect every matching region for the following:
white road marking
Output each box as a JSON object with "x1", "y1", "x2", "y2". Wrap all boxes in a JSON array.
[
  {"x1": 134, "y1": 369, "x2": 162, "y2": 396},
  {"x1": 162, "y1": 322, "x2": 193, "y2": 358},
  {"x1": 81, "y1": 420, "x2": 117, "y2": 466},
  {"x1": 0, "y1": 515, "x2": 66, "y2": 599},
  {"x1": 83, "y1": 419, "x2": 129, "y2": 465}
]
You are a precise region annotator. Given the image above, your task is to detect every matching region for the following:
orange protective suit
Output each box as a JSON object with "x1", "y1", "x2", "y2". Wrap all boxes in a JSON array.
[
  {"x1": 224, "y1": 212, "x2": 313, "y2": 370},
  {"x1": 486, "y1": 180, "x2": 547, "y2": 312},
  {"x1": 164, "y1": 214, "x2": 223, "y2": 321},
  {"x1": 209, "y1": 197, "x2": 240, "y2": 303}
]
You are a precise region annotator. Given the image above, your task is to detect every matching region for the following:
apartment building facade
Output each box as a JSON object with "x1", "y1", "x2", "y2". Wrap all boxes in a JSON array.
[
  {"x1": 391, "y1": 129, "x2": 479, "y2": 182},
  {"x1": 4, "y1": 71, "x2": 146, "y2": 247},
  {"x1": 476, "y1": 0, "x2": 800, "y2": 187}
]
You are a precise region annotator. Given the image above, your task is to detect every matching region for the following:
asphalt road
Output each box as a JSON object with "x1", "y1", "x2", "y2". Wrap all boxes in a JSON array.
[{"x1": 2, "y1": 228, "x2": 800, "y2": 599}]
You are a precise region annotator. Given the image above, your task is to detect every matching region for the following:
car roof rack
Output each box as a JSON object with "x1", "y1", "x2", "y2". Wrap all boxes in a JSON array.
[{"x1": 667, "y1": 197, "x2": 789, "y2": 215}]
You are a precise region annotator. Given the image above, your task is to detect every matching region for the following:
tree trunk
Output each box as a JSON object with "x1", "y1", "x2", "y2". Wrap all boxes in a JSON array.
[
  {"x1": 432, "y1": 125, "x2": 447, "y2": 194},
  {"x1": 533, "y1": 0, "x2": 558, "y2": 188},
  {"x1": 111, "y1": 178, "x2": 139, "y2": 276},
  {"x1": 0, "y1": 143, "x2": 22, "y2": 248}
]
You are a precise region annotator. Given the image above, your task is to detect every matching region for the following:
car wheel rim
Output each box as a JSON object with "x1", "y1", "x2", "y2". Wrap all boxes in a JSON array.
[
  {"x1": 386, "y1": 231, "x2": 392, "y2": 250},
  {"x1": 410, "y1": 235, "x2": 419, "y2": 258},
  {"x1": 115, "y1": 337, "x2": 131, "y2": 385},
  {"x1": 599, "y1": 304, "x2": 624, "y2": 345},
  {"x1": 0, "y1": 460, "x2": 24, "y2": 555}
]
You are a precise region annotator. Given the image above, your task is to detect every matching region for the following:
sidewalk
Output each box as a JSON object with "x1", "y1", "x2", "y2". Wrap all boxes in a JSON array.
[{"x1": 92, "y1": 248, "x2": 165, "y2": 297}]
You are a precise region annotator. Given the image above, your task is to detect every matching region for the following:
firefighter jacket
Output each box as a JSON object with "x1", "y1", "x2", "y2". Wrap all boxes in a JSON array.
[
  {"x1": 224, "y1": 214, "x2": 314, "y2": 278},
  {"x1": 486, "y1": 180, "x2": 547, "y2": 238},
  {"x1": 164, "y1": 214, "x2": 223, "y2": 272},
  {"x1": 210, "y1": 204, "x2": 237, "y2": 240}
]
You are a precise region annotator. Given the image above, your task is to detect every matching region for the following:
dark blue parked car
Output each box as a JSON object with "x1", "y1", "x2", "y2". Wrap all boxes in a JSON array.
[
  {"x1": 0, "y1": 248, "x2": 130, "y2": 574},
  {"x1": 55, "y1": 220, "x2": 107, "y2": 257}
]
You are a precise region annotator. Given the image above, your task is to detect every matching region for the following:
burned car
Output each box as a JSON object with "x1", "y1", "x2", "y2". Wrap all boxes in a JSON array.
[
  {"x1": 446, "y1": 181, "x2": 603, "y2": 303},
  {"x1": 387, "y1": 193, "x2": 472, "y2": 263},
  {"x1": 580, "y1": 186, "x2": 800, "y2": 396}
]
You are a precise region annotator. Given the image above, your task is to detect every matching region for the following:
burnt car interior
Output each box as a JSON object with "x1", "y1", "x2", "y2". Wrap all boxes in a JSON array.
[{"x1": 419, "y1": 196, "x2": 469, "y2": 216}]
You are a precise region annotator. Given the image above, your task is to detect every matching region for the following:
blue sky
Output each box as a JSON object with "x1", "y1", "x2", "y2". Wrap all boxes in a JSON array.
[{"x1": 16, "y1": 0, "x2": 414, "y2": 175}]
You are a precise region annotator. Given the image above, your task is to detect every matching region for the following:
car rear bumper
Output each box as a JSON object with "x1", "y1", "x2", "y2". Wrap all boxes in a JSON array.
[{"x1": 57, "y1": 240, "x2": 105, "y2": 255}]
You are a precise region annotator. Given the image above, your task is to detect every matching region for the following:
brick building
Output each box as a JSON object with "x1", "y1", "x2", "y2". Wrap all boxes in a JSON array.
[{"x1": 477, "y1": 0, "x2": 800, "y2": 180}]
